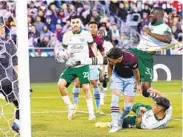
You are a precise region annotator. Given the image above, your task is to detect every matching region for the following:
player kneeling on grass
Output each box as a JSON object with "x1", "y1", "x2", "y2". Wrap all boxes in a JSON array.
[{"x1": 96, "y1": 96, "x2": 172, "y2": 130}]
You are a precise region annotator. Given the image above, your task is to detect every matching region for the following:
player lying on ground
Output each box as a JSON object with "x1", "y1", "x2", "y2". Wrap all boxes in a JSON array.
[
  {"x1": 57, "y1": 15, "x2": 96, "y2": 120},
  {"x1": 72, "y1": 20, "x2": 105, "y2": 114},
  {"x1": 96, "y1": 96, "x2": 172, "y2": 130}
]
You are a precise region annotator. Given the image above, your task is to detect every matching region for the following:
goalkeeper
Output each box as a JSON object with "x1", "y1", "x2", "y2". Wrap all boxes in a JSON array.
[{"x1": 0, "y1": 39, "x2": 20, "y2": 133}]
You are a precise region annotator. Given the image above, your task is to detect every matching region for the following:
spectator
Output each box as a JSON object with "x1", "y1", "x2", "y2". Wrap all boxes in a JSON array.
[
  {"x1": 45, "y1": 16, "x2": 52, "y2": 31},
  {"x1": 55, "y1": 24, "x2": 63, "y2": 42},
  {"x1": 40, "y1": 25, "x2": 52, "y2": 41},
  {"x1": 140, "y1": 11, "x2": 150, "y2": 33},
  {"x1": 48, "y1": 3, "x2": 58, "y2": 32},
  {"x1": 117, "y1": 2, "x2": 128, "y2": 22},
  {"x1": 29, "y1": 25, "x2": 40, "y2": 38},
  {"x1": 34, "y1": 16, "x2": 44, "y2": 34},
  {"x1": 80, "y1": 2, "x2": 91, "y2": 25},
  {"x1": 99, "y1": 22, "x2": 112, "y2": 42},
  {"x1": 91, "y1": 10, "x2": 101, "y2": 23},
  {"x1": 109, "y1": 0, "x2": 118, "y2": 16},
  {"x1": 48, "y1": 33, "x2": 61, "y2": 48},
  {"x1": 38, "y1": 8, "x2": 46, "y2": 22}
]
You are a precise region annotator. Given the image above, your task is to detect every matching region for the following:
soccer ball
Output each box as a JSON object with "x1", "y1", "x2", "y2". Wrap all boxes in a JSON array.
[{"x1": 55, "y1": 49, "x2": 71, "y2": 63}]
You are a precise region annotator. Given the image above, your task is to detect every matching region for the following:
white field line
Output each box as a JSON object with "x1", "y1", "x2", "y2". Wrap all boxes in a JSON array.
[
  {"x1": 31, "y1": 92, "x2": 182, "y2": 99},
  {"x1": 0, "y1": 110, "x2": 182, "y2": 121}
]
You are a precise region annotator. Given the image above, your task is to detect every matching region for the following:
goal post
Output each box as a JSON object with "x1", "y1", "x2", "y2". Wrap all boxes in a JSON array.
[{"x1": 16, "y1": 0, "x2": 31, "y2": 136}]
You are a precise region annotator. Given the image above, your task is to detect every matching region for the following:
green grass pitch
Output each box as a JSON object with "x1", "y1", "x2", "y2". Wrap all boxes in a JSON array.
[{"x1": 0, "y1": 81, "x2": 182, "y2": 137}]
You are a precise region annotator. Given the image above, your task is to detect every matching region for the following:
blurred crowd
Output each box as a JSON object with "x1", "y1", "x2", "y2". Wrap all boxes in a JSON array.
[{"x1": 0, "y1": 0, "x2": 182, "y2": 55}]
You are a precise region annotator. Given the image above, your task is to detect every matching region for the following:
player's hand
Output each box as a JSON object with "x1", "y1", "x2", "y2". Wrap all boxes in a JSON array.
[
  {"x1": 136, "y1": 83, "x2": 142, "y2": 93},
  {"x1": 143, "y1": 27, "x2": 152, "y2": 36},
  {"x1": 100, "y1": 70, "x2": 105, "y2": 79}
]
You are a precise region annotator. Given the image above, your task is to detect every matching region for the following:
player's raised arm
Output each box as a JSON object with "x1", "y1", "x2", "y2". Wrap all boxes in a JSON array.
[{"x1": 144, "y1": 27, "x2": 172, "y2": 43}]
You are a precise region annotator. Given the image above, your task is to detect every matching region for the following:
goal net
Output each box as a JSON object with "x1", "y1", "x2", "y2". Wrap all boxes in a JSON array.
[{"x1": 0, "y1": 0, "x2": 31, "y2": 137}]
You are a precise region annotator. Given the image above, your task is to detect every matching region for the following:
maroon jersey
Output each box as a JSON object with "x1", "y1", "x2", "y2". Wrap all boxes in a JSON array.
[
  {"x1": 114, "y1": 50, "x2": 138, "y2": 78},
  {"x1": 89, "y1": 35, "x2": 104, "y2": 57}
]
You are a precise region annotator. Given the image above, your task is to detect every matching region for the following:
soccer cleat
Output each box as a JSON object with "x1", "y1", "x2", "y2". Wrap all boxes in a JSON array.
[
  {"x1": 88, "y1": 114, "x2": 96, "y2": 120},
  {"x1": 118, "y1": 119, "x2": 124, "y2": 128},
  {"x1": 12, "y1": 122, "x2": 20, "y2": 133},
  {"x1": 109, "y1": 126, "x2": 121, "y2": 133},
  {"x1": 96, "y1": 108, "x2": 104, "y2": 114},
  {"x1": 68, "y1": 105, "x2": 74, "y2": 120},
  {"x1": 73, "y1": 104, "x2": 78, "y2": 114},
  {"x1": 108, "y1": 122, "x2": 112, "y2": 128}
]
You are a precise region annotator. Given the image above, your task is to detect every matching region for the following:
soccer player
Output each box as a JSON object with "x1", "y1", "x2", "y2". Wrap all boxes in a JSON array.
[
  {"x1": 72, "y1": 20, "x2": 105, "y2": 114},
  {"x1": 57, "y1": 15, "x2": 96, "y2": 120},
  {"x1": 129, "y1": 7, "x2": 173, "y2": 99},
  {"x1": 107, "y1": 47, "x2": 141, "y2": 133},
  {"x1": 0, "y1": 39, "x2": 20, "y2": 133},
  {"x1": 96, "y1": 96, "x2": 172, "y2": 130}
]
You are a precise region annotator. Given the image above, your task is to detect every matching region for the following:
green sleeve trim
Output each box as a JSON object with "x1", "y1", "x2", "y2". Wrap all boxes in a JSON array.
[
  {"x1": 164, "y1": 28, "x2": 171, "y2": 34},
  {"x1": 62, "y1": 44, "x2": 68, "y2": 48},
  {"x1": 88, "y1": 41, "x2": 94, "y2": 46}
]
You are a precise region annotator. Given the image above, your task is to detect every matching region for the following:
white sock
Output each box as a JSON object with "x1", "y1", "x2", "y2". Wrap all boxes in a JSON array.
[
  {"x1": 62, "y1": 96, "x2": 72, "y2": 108},
  {"x1": 100, "y1": 92, "x2": 105, "y2": 102},
  {"x1": 14, "y1": 119, "x2": 20, "y2": 126},
  {"x1": 86, "y1": 99, "x2": 94, "y2": 115}
]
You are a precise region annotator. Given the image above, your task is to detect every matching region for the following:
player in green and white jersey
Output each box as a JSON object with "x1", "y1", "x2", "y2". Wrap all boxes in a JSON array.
[
  {"x1": 129, "y1": 7, "x2": 173, "y2": 99},
  {"x1": 135, "y1": 97, "x2": 172, "y2": 129},
  {"x1": 96, "y1": 96, "x2": 172, "y2": 130},
  {"x1": 57, "y1": 15, "x2": 96, "y2": 120}
]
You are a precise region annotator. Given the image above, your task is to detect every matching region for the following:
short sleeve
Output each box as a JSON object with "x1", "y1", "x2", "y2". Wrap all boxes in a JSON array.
[
  {"x1": 97, "y1": 38, "x2": 104, "y2": 52},
  {"x1": 132, "y1": 55, "x2": 138, "y2": 69},
  {"x1": 62, "y1": 33, "x2": 68, "y2": 48},
  {"x1": 86, "y1": 31, "x2": 94, "y2": 46},
  {"x1": 164, "y1": 26, "x2": 172, "y2": 34}
]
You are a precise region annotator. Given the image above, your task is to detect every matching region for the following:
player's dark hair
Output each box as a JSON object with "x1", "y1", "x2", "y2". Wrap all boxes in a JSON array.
[
  {"x1": 153, "y1": 7, "x2": 164, "y2": 17},
  {"x1": 153, "y1": 7, "x2": 164, "y2": 12},
  {"x1": 88, "y1": 20, "x2": 98, "y2": 26},
  {"x1": 155, "y1": 97, "x2": 170, "y2": 111},
  {"x1": 107, "y1": 47, "x2": 123, "y2": 59},
  {"x1": 70, "y1": 15, "x2": 81, "y2": 21}
]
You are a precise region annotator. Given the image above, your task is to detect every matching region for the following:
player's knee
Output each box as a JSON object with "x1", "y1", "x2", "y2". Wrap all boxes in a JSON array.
[
  {"x1": 90, "y1": 80, "x2": 98, "y2": 88},
  {"x1": 124, "y1": 103, "x2": 133, "y2": 111},
  {"x1": 82, "y1": 84, "x2": 90, "y2": 92},
  {"x1": 142, "y1": 89, "x2": 150, "y2": 97},
  {"x1": 74, "y1": 78, "x2": 80, "y2": 87},
  {"x1": 58, "y1": 79, "x2": 67, "y2": 90}
]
